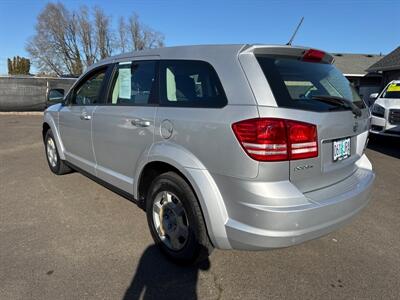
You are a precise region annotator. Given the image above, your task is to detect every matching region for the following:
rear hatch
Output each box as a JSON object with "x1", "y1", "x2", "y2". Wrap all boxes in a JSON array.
[{"x1": 242, "y1": 46, "x2": 370, "y2": 193}]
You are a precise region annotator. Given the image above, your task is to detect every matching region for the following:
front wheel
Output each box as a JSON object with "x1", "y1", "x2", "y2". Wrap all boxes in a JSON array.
[
  {"x1": 146, "y1": 172, "x2": 213, "y2": 264},
  {"x1": 44, "y1": 129, "x2": 72, "y2": 175}
]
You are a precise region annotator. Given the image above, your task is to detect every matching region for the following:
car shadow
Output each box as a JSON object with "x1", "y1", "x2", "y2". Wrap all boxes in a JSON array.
[
  {"x1": 123, "y1": 245, "x2": 210, "y2": 300},
  {"x1": 367, "y1": 134, "x2": 400, "y2": 159}
]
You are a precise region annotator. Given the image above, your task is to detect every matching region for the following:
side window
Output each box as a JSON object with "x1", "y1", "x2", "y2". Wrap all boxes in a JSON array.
[
  {"x1": 160, "y1": 60, "x2": 227, "y2": 107},
  {"x1": 109, "y1": 61, "x2": 157, "y2": 105},
  {"x1": 72, "y1": 68, "x2": 107, "y2": 105}
]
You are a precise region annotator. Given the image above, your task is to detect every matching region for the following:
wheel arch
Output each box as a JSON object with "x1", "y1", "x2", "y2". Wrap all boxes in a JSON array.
[
  {"x1": 42, "y1": 113, "x2": 66, "y2": 160},
  {"x1": 134, "y1": 143, "x2": 231, "y2": 249},
  {"x1": 42, "y1": 122, "x2": 50, "y2": 141}
]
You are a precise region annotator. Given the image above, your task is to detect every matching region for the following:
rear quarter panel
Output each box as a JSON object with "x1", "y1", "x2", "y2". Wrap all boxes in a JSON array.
[{"x1": 154, "y1": 105, "x2": 260, "y2": 179}]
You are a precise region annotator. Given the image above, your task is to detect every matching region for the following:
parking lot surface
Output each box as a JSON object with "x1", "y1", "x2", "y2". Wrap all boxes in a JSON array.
[{"x1": 1, "y1": 115, "x2": 399, "y2": 299}]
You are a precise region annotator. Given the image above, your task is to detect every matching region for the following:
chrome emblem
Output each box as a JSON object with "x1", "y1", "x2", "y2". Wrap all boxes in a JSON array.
[{"x1": 294, "y1": 164, "x2": 314, "y2": 171}]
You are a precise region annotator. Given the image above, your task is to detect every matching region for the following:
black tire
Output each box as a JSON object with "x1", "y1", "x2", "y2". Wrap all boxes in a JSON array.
[
  {"x1": 44, "y1": 129, "x2": 72, "y2": 175},
  {"x1": 146, "y1": 171, "x2": 213, "y2": 264}
]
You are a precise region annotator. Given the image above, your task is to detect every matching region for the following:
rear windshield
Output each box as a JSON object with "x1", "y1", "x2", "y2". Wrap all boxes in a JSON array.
[
  {"x1": 257, "y1": 56, "x2": 365, "y2": 112},
  {"x1": 381, "y1": 83, "x2": 400, "y2": 99}
]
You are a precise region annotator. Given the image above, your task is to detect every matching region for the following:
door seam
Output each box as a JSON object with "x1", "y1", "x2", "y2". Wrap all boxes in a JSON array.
[{"x1": 91, "y1": 105, "x2": 98, "y2": 176}]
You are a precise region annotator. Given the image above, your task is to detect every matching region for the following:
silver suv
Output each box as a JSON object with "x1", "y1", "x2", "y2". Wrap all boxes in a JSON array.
[{"x1": 43, "y1": 45, "x2": 375, "y2": 263}]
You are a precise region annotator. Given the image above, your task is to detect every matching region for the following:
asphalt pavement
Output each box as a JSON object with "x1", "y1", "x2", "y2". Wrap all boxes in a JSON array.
[{"x1": 0, "y1": 115, "x2": 399, "y2": 299}]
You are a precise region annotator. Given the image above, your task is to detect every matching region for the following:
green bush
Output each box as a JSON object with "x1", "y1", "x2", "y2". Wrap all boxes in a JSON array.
[{"x1": 7, "y1": 56, "x2": 31, "y2": 75}]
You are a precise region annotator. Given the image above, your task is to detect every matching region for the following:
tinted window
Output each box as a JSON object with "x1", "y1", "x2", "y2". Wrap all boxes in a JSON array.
[
  {"x1": 160, "y1": 60, "x2": 227, "y2": 107},
  {"x1": 382, "y1": 83, "x2": 400, "y2": 99},
  {"x1": 72, "y1": 69, "x2": 107, "y2": 105},
  {"x1": 109, "y1": 61, "x2": 157, "y2": 105},
  {"x1": 257, "y1": 56, "x2": 365, "y2": 112}
]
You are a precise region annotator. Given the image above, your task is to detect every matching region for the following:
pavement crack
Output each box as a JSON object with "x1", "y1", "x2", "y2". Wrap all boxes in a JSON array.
[{"x1": 211, "y1": 271, "x2": 223, "y2": 300}]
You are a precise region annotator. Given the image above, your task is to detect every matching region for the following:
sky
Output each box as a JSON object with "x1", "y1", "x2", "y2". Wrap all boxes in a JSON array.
[{"x1": 0, "y1": 0, "x2": 399, "y2": 74}]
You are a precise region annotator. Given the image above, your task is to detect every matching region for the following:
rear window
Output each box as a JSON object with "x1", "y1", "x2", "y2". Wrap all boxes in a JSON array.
[
  {"x1": 381, "y1": 83, "x2": 400, "y2": 99},
  {"x1": 159, "y1": 60, "x2": 227, "y2": 108},
  {"x1": 257, "y1": 56, "x2": 365, "y2": 112},
  {"x1": 109, "y1": 61, "x2": 157, "y2": 105}
]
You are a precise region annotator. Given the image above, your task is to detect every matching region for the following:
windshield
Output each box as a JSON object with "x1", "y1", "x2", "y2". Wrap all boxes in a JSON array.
[
  {"x1": 382, "y1": 83, "x2": 400, "y2": 99},
  {"x1": 256, "y1": 55, "x2": 365, "y2": 112}
]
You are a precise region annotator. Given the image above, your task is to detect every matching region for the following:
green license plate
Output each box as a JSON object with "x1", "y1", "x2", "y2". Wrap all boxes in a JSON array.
[{"x1": 333, "y1": 138, "x2": 351, "y2": 161}]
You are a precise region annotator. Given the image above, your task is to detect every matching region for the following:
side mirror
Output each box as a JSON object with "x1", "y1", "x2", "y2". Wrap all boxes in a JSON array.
[
  {"x1": 47, "y1": 89, "x2": 65, "y2": 105},
  {"x1": 369, "y1": 93, "x2": 379, "y2": 99}
]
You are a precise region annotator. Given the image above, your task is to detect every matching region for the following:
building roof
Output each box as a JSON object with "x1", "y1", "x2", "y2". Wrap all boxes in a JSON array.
[
  {"x1": 332, "y1": 53, "x2": 383, "y2": 76},
  {"x1": 367, "y1": 47, "x2": 400, "y2": 72}
]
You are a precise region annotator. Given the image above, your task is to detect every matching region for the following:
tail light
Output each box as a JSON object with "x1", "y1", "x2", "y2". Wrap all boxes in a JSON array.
[
  {"x1": 302, "y1": 49, "x2": 325, "y2": 62},
  {"x1": 286, "y1": 120, "x2": 318, "y2": 159},
  {"x1": 232, "y1": 118, "x2": 318, "y2": 161}
]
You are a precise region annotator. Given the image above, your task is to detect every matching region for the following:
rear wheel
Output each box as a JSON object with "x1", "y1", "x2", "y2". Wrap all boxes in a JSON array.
[
  {"x1": 44, "y1": 129, "x2": 72, "y2": 175},
  {"x1": 146, "y1": 171, "x2": 213, "y2": 264}
]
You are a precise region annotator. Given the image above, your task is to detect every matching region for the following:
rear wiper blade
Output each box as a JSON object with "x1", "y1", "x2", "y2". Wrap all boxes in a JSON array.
[{"x1": 311, "y1": 95, "x2": 362, "y2": 117}]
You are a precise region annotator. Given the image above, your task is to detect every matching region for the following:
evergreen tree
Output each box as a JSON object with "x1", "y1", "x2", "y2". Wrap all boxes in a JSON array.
[{"x1": 7, "y1": 56, "x2": 31, "y2": 75}]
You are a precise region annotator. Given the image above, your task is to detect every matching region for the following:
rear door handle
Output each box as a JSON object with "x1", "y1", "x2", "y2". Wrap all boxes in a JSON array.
[{"x1": 131, "y1": 119, "x2": 151, "y2": 127}]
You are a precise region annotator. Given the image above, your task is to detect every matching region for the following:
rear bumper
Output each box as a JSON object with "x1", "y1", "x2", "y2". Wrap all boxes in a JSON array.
[{"x1": 216, "y1": 155, "x2": 375, "y2": 250}]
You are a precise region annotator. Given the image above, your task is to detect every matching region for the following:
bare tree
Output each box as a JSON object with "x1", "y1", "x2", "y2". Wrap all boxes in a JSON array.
[
  {"x1": 26, "y1": 34, "x2": 65, "y2": 76},
  {"x1": 26, "y1": 3, "x2": 83, "y2": 75},
  {"x1": 77, "y1": 6, "x2": 96, "y2": 66},
  {"x1": 66, "y1": 13, "x2": 83, "y2": 75},
  {"x1": 118, "y1": 16, "x2": 129, "y2": 53},
  {"x1": 142, "y1": 25, "x2": 165, "y2": 49},
  {"x1": 94, "y1": 7, "x2": 113, "y2": 59},
  {"x1": 27, "y1": 2, "x2": 165, "y2": 76},
  {"x1": 127, "y1": 13, "x2": 165, "y2": 51},
  {"x1": 129, "y1": 14, "x2": 144, "y2": 51}
]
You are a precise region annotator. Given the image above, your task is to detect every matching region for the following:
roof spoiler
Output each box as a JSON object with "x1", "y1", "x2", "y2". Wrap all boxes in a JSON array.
[{"x1": 240, "y1": 45, "x2": 334, "y2": 64}]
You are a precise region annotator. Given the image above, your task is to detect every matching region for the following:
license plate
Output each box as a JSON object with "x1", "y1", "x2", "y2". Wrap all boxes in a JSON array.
[{"x1": 333, "y1": 138, "x2": 351, "y2": 161}]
